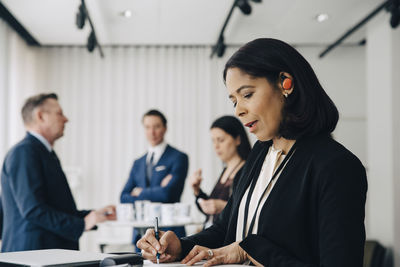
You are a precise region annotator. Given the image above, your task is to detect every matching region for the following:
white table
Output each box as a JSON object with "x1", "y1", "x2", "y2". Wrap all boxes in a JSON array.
[
  {"x1": 103, "y1": 219, "x2": 202, "y2": 228},
  {"x1": 0, "y1": 249, "x2": 111, "y2": 267},
  {"x1": 97, "y1": 219, "x2": 203, "y2": 252}
]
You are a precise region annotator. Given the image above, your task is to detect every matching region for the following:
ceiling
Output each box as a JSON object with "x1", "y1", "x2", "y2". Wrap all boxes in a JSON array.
[{"x1": 1, "y1": 0, "x2": 386, "y2": 46}]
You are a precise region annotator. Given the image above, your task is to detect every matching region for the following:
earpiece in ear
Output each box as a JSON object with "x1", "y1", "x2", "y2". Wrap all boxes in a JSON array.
[{"x1": 280, "y1": 74, "x2": 292, "y2": 90}]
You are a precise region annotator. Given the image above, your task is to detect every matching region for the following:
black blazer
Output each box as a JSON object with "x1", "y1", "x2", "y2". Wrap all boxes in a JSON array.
[
  {"x1": 181, "y1": 134, "x2": 367, "y2": 267},
  {"x1": 1, "y1": 133, "x2": 90, "y2": 252}
]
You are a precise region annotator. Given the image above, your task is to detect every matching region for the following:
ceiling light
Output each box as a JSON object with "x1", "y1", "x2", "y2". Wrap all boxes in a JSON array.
[
  {"x1": 75, "y1": 4, "x2": 86, "y2": 29},
  {"x1": 315, "y1": 13, "x2": 329, "y2": 23},
  {"x1": 215, "y1": 36, "x2": 226, "y2": 58},
  {"x1": 87, "y1": 31, "x2": 96, "y2": 52},
  {"x1": 390, "y1": 0, "x2": 400, "y2": 28},
  {"x1": 121, "y1": 10, "x2": 132, "y2": 18},
  {"x1": 236, "y1": 0, "x2": 252, "y2": 15}
]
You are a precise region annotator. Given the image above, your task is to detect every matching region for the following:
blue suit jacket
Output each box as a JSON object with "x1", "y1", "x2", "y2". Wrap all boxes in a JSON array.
[
  {"x1": 120, "y1": 145, "x2": 189, "y2": 239},
  {"x1": 0, "y1": 133, "x2": 90, "y2": 252},
  {"x1": 120, "y1": 145, "x2": 189, "y2": 204}
]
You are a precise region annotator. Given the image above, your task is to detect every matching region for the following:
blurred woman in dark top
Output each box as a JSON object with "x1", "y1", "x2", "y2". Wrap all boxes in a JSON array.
[{"x1": 190, "y1": 115, "x2": 251, "y2": 228}]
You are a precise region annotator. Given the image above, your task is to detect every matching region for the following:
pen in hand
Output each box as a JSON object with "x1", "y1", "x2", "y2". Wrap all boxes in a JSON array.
[{"x1": 155, "y1": 217, "x2": 160, "y2": 264}]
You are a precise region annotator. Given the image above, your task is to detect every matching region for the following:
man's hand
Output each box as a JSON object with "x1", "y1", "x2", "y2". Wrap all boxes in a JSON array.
[
  {"x1": 198, "y1": 199, "x2": 227, "y2": 215},
  {"x1": 161, "y1": 174, "x2": 173, "y2": 187},
  {"x1": 131, "y1": 187, "x2": 143, "y2": 197},
  {"x1": 84, "y1": 205, "x2": 116, "y2": 231}
]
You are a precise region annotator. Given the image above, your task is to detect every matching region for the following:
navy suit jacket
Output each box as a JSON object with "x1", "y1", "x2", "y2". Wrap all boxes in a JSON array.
[
  {"x1": 0, "y1": 133, "x2": 90, "y2": 252},
  {"x1": 120, "y1": 145, "x2": 189, "y2": 204},
  {"x1": 120, "y1": 145, "x2": 188, "y2": 240}
]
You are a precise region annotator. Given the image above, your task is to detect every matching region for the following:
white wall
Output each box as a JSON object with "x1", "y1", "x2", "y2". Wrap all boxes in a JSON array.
[
  {"x1": 0, "y1": 20, "x2": 39, "y2": 162},
  {"x1": 366, "y1": 12, "x2": 400, "y2": 266}
]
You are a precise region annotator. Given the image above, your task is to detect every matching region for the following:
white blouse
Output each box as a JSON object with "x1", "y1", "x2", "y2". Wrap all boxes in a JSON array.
[{"x1": 235, "y1": 145, "x2": 287, "y2": 241}]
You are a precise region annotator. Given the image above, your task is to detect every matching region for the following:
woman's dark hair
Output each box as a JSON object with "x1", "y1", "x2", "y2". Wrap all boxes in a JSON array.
[
  {"x1": 211, "y1": 115, "x2": 252, "y2": 160},
  {"x1": 223, "y1": 38, "x2": 339, "y2": 140}
]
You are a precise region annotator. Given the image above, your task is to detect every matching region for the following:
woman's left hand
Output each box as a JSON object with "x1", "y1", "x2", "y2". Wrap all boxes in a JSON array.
[
  {"x1": 181, "y1": 242, "x2": 247, "y2": 266},
  {"x1": 198, "y1": 199, "x2": 227, "y2": 215}
]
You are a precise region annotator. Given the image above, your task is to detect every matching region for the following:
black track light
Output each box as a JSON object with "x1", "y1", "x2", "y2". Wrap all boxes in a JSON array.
[
  {"x1": 216, "y1": 36, "x2": 226, "y2": 58},
  {"x1": 390, "y1": 0, "x2": 400, "y2": 28},
  {"x1": 76, "y1": 4, "x2": 86, "y2": 29},
  {"x1": 87, "y1": 31, "x2": 96, "y2": 52},
  {"x1": 75, "y1": 0, "x2": 104, "y2": 57},
  {"x1": 210, "y1": 0, "x2": 261, "y2": 58},
  {"x1": 236, "y1": 0, "x2": 252, "y2": 15}
]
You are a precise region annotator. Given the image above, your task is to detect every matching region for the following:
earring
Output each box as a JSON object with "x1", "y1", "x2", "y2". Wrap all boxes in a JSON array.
[{"x1": 283, "y1": 92, "x2": 288, "y2": 98}]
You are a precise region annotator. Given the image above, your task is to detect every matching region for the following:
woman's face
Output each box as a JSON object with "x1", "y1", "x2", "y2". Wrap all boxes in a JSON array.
[
  {"x1": 226, "y1": 67, "x2": 284, "y2": 141},
  {"x1": 210, "y1": 128, "x2": 240, "y2": 163}
]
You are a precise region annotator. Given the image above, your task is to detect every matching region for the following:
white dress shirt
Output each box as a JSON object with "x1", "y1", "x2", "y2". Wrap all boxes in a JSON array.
[
  {"x1": 236, "y1": 145, "x2": 287, "y2": 241},
  {"x1": 147, "y1": 141, "x2": 167, "y2": 165}
]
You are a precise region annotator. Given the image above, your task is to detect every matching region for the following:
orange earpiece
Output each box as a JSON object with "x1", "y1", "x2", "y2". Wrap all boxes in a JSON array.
[
  {"x1": 281, "y1": 74, "x2": 292, "y2": 90},
  {"x1": 282, "y1": 78, "x2": 292, "y2": 90}
]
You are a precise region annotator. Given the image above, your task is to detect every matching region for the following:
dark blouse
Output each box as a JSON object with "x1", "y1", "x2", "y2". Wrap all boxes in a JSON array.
[{"x1": 195, "y1": 167, "x2": 243, "y2": 224}]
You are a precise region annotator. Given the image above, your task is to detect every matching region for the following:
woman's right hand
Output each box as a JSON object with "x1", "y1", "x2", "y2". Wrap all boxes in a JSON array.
[
  {"x1": 190, "y1": 169, "x2": 203, "y2": 196},
  {"x1": 136, "y1": 229, "x2": 182, "y2": 263}
]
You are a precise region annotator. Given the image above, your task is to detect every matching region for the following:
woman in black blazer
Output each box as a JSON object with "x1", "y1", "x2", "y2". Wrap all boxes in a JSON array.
[{"x1": 137, "y1": 38, "x2": 367, "y2": 267}]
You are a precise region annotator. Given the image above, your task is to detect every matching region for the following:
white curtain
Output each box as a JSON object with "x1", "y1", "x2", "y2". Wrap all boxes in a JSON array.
[{"x1": 0, "y1": 19, "x2": 38, "y2": 165}]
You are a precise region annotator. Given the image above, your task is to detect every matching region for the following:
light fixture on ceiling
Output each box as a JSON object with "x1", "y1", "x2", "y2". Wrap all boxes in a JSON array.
[
  {"x1": 215, "y1": 36, "x2": 227, "y2": 57},
  {"x1": 319, "y1": 0, "x2": 396, "y2": 58},
  {"x1": 121, "y1": 9, "x2": 132, "y2": 18},
  {"x1": 87, "y1": 31, "x2": 96, "y2": 52},
  {"x1": 236, "y1": 0, "x2": 252, "y2": 15},
  {"x1": 390, "y1": 0, "x2": 400, "y2": 28},
  {"x1": 210, "y1": 0, "x2": 262, "y2": 58},
  {"x1": 315, "y1": 13, "x2": 329, "y2": 23},
  {"x1": 76, "y1": 4, "x2": 86, "y2": 29},
  {"x1": 75, "y1": 0, "x2": 104, "y2": 58}
]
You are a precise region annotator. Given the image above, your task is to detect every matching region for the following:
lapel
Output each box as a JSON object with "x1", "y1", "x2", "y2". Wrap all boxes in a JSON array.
[
  {"x1": 232, "y1": 141, "x2": 272, "y2": 211},
  {"x1": 156, "y1": 145, "x2": 170, "y2": 166},
  {"x1": 224, "y1": 141, "x2": 271, "y2": 242}
]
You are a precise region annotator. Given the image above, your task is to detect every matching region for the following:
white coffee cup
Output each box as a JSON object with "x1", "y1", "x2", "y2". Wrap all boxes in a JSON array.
[
  {"x1": 174, "y1": 203, "x2": 191, "y2": 223},
  {"x1": 161, "y1": 204, "x2": 176, "y2": 225},
  {"x1": 148, "y1": 202, "x2": 162, "y2": 222},
  {"x1": 134, "y1": 200, "x2": 150, "y2": 222},
  {"x1": 116, "y1": 203, "x2": 134, "y2": 222}
]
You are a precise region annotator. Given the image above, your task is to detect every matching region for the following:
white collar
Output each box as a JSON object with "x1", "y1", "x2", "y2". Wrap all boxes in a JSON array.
[
  {"x1": 148, "y1": 141, "x2": 167, "y2": 154},
  {"x1": 28, "y1": 131, "x2": 52, "y2": 152},
  {"x1": 147, "y1": 141, "x2": 167, "y2": 164}
]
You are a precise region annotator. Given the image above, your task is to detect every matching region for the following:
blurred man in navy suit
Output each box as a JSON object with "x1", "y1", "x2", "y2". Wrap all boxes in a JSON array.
[
  {"x1": 120, "y1": 109, "x2": 189, "y2": 244},
  {"x1": 0, "y1": 93, "x2": 116, "y2": 252}
]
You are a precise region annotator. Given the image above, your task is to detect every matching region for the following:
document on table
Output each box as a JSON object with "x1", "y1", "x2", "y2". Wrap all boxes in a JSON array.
[
  {"x1": 143, "y1": 259, "x2": 245, "y2": 266},
  {"x1": 144, "y1": 260, "x2": 203, "y2": 266}
]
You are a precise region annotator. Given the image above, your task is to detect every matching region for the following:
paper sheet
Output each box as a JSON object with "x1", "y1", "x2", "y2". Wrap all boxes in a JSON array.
[{"x1": 143, "y1": 259, "x2": 244, "y2": 266}]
